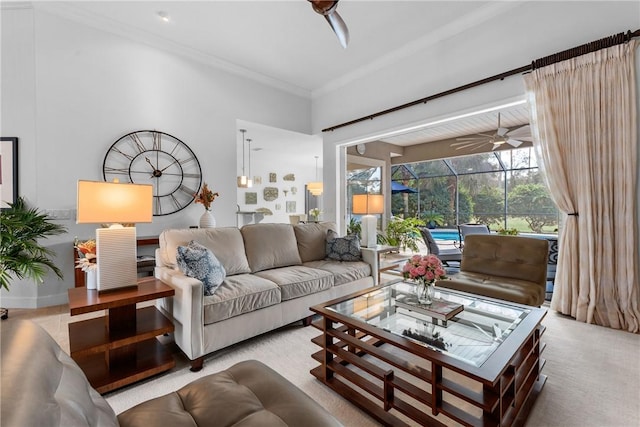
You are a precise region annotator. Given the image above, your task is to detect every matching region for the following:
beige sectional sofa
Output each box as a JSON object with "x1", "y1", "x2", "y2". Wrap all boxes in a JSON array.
[{"x1": 155, "y1": 222, "x2": 376, "y2": 370}]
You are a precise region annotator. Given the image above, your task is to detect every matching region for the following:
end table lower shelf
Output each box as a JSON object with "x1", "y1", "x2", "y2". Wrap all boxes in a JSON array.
[{"x1": 68, "y1": 278, "x2": 176, "y2": 394}]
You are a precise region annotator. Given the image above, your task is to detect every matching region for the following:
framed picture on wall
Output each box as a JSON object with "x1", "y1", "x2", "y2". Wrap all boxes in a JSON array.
[{"x1": 1, "y1": 137, "x2": 18, "y2": 209}]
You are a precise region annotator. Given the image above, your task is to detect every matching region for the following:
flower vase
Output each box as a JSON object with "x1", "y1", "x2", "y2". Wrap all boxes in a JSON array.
[
  {"x1": 86, "y1": 269, "x2": 97, "y2": 290},
  {"x1": 199, "y1": 209, "x2": 216, "y2": 228},
  {"x1": 415, "y1": 280, "x2": 435, "y2": 305}
]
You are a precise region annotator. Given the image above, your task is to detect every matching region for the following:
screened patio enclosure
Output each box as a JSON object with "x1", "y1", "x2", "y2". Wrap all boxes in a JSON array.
[{"x1": 348, "y1": 147, "x2": 559, "y2": 234}]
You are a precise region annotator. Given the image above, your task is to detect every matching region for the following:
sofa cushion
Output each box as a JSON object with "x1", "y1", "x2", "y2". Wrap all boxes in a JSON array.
[
  {"x1": 326, "y1": 229, "x2": 362, "y2": 261},
  {"x1": 203, "y1": 274, "x2": 281, "y2": 325},
  {"x1": 438, "y1": 272, "x2": 544, "y2": 306},
  {"x1": 241, "y1": 223, "x2": 302, "y2": 273},
  {"x1": 117, "y1": 360, "x2": 343, "y2": 427},
  {"x1": 255, "y1": 265, "x2": 334, "y2": 301},
  {"x1": 303, "y1": 260, "x2": 372, "y2": 286},
  {"x1": 160, "y1": 227, "x2": 251, "y2": 276},
  {"x1": 1, "y1": 321, "x2": 119, "y2": 427},
  {"x1": 176, "y1": 240, "x2": 226, "y2": 296},
  {"x1": 294, "y1": 222, "x2": 337, "y2": 262}
]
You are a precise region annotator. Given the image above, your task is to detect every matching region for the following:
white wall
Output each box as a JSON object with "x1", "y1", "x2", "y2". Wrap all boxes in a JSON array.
[
  {"x1": 312, "y1": 1, "x2": 640, "y2": 232},
  {"x1": 235, "y1": 120, "x2": 322, "y2": 225},
  {"x1": 0, "y1": 6, "x2": 312, "y2": 307}
]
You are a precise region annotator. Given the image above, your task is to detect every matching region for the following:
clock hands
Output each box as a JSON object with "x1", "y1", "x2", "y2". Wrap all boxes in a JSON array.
[
  {"x1": 145, "y1": 156, "x2": 157, "y2": 170},
  {"x1": 145, "y1": 156, "x2": 164, "y2": 178}
]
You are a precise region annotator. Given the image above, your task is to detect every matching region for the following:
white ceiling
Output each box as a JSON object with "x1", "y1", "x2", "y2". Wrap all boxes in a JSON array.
[{"x1": 33, "y1": 0, "x2": 532, "y2": 146}]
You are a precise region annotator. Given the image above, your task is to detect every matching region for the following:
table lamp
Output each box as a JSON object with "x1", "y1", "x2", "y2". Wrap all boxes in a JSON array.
[
  {"x1": 77, "y1": 180, "x2": 153, "y2": 292},
  {"x1": 352, "y1": 194, "x2": 384, "y2": 248}
]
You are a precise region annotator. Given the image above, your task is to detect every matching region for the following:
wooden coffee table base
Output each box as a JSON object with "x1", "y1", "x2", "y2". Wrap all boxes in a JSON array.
[{"x1": 310, "y1": 318, "x2": 546, "y2": 427}]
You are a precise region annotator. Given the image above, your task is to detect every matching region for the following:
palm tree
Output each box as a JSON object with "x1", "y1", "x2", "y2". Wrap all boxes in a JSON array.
[{"x1": 0, "y1": 197, "x2": 67, "y2": 318}]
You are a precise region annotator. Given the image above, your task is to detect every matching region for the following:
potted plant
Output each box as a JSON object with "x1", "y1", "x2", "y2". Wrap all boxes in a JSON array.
[
  {"x1": 497, "y1": 227, "x2": 519, "y2": 236},
  {"x1": 380, "y1": 216, "x2": 425, "y2": 253},
  {"x1": 347, "y1": 217, "x2": 361, "y2": 239},
  {"x1": 421, "y1": 211, "x2": 444, "y2": 229},
  {"x1": 0, "y1": 197, "x2": 67, "y2": 319}
]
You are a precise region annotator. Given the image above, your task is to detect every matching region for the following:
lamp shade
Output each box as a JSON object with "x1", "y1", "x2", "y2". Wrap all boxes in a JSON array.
[
  {"x1": 77, "y1": 180, "x2": 153, "y2": 224},
  {"x1": 307, "y1": 182, "x2": 323, "y2": 196},
  {"x1": 352, "y1": 194, "x2": 384, "y2": 215}
]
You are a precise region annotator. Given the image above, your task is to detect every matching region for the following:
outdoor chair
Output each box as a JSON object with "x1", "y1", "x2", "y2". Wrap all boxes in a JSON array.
[
  {"x1": 457, "y1": 223, "x2": 490, "y2": 249},
  {"x1": 419, "y1": 227, "x2": 462, "y2": 266}
]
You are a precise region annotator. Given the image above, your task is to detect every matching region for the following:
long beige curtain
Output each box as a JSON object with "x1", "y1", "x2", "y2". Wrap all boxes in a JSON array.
[{"x1": 524, "y1": 40, "x2": 640, "y2": 332}]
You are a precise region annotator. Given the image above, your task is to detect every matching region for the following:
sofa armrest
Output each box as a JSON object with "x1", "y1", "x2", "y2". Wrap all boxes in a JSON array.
[
  {"x1": 360, "y1": 248, "x2": 379, "y2": 285},
  {"x1": 155, "y1": 266, "x2": 205, "y2": 361}
]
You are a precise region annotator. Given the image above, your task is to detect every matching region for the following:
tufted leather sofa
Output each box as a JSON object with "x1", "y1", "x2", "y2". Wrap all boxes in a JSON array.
[
  {"x1": 436, "y1": 234, "x2": 549, "y2": 306},
  {"x1": 1, "y1": 320, "x2": 342, "y2": 427}
]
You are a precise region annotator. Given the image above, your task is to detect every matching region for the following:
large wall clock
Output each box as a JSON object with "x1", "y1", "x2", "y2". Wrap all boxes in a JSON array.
[{"x1": 103, "y1": 130, "x2": 202, "y2": 216}]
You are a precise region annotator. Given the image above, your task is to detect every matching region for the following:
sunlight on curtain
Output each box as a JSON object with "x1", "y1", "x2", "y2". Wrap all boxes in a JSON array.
[{"x1": 524, "y1": 40, "x2": 639, "y2": 332}]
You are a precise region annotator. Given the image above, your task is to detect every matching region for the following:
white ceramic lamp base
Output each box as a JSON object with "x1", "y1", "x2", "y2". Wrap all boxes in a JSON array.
[
  {"x1": 96, "y1": 225, "x2": 138, "y2": 292},
  {"x1": 360, "y1": 215, "x2": 378, "y2": 248}
]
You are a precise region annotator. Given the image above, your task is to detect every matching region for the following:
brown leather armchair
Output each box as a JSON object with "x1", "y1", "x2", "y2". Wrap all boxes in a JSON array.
[{"x1": 436, "y1": 234, "x2": 549, "y2": 306}]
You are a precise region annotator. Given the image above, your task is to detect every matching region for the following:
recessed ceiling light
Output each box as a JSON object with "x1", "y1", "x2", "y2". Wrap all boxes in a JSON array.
[{"x1": 157, "y1": 11, "x2": 170, "y2": 23}]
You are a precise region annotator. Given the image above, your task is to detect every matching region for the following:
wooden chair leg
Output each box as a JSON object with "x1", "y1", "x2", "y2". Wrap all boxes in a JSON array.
[{"x1": 190, "y1": 356, "x2": 204, "y2": 372}]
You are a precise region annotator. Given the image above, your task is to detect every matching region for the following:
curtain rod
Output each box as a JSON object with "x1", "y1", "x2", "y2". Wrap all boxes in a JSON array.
[{"x1": 322, "y1": 29, "x2": 640, "y2": 133}]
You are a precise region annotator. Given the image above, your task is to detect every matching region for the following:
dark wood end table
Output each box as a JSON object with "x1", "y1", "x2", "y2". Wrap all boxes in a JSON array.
[{"x1": 68, "y1": 277, "x2": 175, "y2": 394}]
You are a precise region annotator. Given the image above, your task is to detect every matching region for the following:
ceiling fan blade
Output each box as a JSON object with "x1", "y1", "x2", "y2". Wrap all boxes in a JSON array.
[
  {"x1": 506, "y1": 138, "x2": 524, "y2": 148},
  {"x1": 497, "y1": 127, "x2": 509, "y2": 137},
  {"x1": 455, "y1": 137, "x2": 487, "y2": 142},
  {"x1": 507, "y1": 124, "x2": 531, "y2": 138},
  {"x1": 309, "y1": 1, "x2": 349, "y2": 48},
  {"x1": 325, "y1": 10, "x2": 349, "y2": 48}
]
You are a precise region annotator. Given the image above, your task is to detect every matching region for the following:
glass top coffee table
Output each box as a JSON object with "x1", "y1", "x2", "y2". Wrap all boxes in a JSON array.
[{"x1": 310, "y1": 280, "x2": 547, "y2": 427}]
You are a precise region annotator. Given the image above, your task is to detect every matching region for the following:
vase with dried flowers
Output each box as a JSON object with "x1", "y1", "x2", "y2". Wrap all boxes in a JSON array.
[
  {"x1": 402, "y1": 254, "x2": 447, "y2": 305},
  {"x1": 74, "y1": 238, "x2": 98, "y2": 290},
  {"x1": 194, "y1": 183, "x2": 219, "y2": 228}
]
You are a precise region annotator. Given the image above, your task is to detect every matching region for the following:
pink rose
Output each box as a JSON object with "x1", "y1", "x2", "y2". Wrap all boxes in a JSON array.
[{"x1": 425, "y1": 270, "x2": 435, "y2": 281}]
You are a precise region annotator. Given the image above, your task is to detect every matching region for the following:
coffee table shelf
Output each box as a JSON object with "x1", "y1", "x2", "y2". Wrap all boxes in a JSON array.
[{"x1": 310, "y1": 282, "x2": 547, "y2": 427}]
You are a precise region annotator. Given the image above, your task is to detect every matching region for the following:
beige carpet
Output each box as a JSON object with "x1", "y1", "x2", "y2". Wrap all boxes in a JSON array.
[{"x1": 6, "y1": 301, "x2": 640, "y2": 426}]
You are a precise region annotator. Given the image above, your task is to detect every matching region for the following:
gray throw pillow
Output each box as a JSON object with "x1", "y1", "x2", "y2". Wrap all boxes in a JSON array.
[
  {"x1": 176, "y1": 240, "x2": 226, "y2": 296},
  {"x1": 325, "y1": 229, "x2": 362, "y2": 261}
]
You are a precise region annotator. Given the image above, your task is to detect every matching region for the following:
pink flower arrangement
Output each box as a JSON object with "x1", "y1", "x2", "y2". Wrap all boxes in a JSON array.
[{"x1": 402, "y1": 254, "x2": 447, "y2": 286}]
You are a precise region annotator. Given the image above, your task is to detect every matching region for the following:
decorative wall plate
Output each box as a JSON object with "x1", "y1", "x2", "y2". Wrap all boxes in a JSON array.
[
  {"x1": 245, "y1": 192, "x2": 257, "y2": 204},
  {"x1": 263, "y1": 187, "x2": 278, "y2": 201},
  {"x1": 283, "y1": 173, "x2": 295, "y2": 181}
]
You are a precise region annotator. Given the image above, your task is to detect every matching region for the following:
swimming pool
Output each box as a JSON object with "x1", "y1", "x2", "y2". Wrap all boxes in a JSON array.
[{"x1": 429, "y1": 229, "x2": 459, "y2": 241}]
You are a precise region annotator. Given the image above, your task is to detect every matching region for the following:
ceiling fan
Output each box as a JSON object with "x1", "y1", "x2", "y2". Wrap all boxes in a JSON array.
[
  {"x1": 451, "y1": 113, "x2": 532, "y2": 151},
  {"x1": 308, "y1": 0, "x2": 350, "y2": 48}
]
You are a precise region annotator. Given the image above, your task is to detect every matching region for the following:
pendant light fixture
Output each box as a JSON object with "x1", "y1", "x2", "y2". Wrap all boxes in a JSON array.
[
  {"x1": 245, "y1": 138, "x2": 253, "y2": 188},
  {"x1": 307, "y1": 156, "x2": 323, "y2": 196},
  {"x1": 237, "y1": 129, "x2": 249, "y2": 188}
]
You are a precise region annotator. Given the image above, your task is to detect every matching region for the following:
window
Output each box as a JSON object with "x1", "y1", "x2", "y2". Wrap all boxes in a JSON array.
[{"x1": 391, "y1": 148, "x2": 558, "y2": 234}]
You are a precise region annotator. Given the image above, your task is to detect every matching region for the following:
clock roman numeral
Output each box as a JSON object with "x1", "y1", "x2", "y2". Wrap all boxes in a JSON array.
[
  {"x1": 154, "y1": 196, "x2": 162, "y2": 215},
  {"x1": 112, "y1": 147, "x2": 133, "y2": 161},
  {"x1": 183, "y1": 173, "x2": 200, "y2": 179},
  {"x1": 179, "y1": 185, "x2": 197, "y2": 196},
  {"x1": 169, "y1": 194, "x2": 180, "y2": 210},
  {"x1": 129, "y1": 133, "x2": 146, "y2": 153},
  {"x1": 152, "y1": 131, "x2": 161, "y2": 151},
  {"x1": 104, "y1": 167, "x2": 130, "y2": 174}
]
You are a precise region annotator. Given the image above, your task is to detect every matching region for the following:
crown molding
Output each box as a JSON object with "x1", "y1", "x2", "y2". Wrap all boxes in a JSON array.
[{"x1": 33, "y1": 2, "x2": 312, "y2": 99}]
